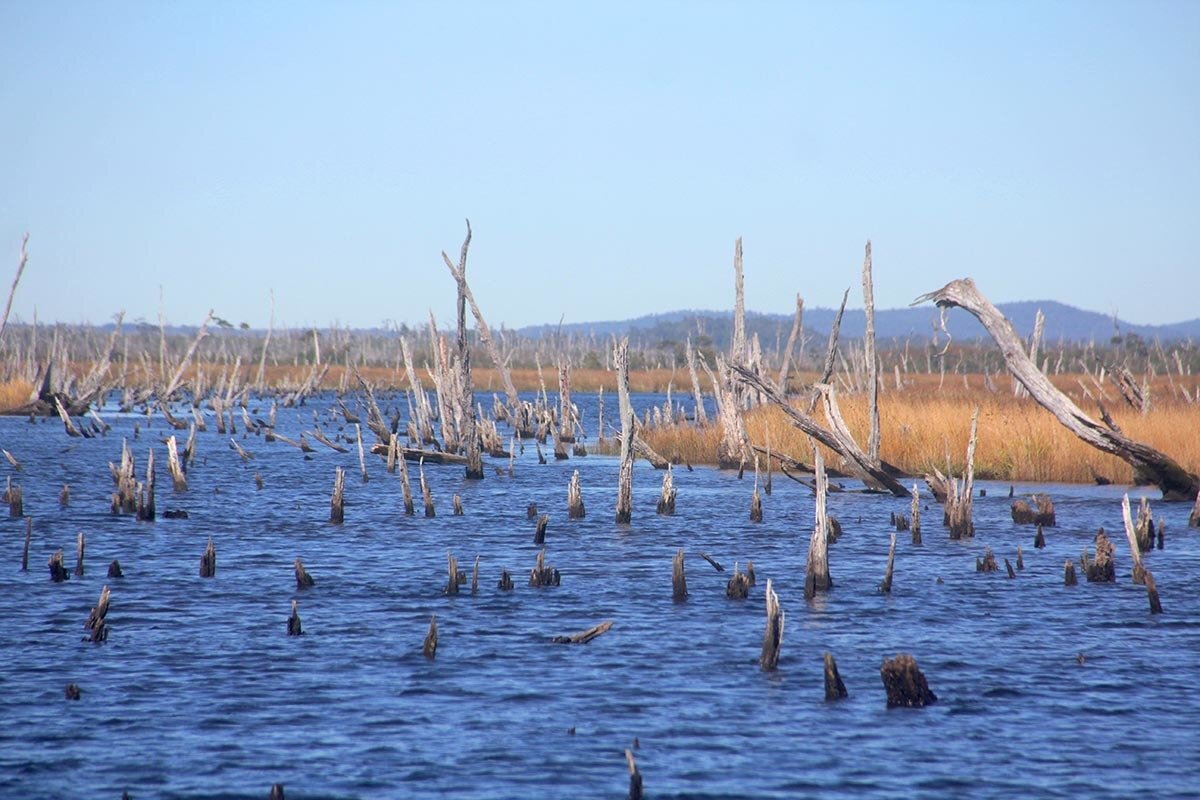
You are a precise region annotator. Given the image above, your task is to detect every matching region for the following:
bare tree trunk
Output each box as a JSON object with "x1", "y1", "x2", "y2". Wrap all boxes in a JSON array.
[
  {"x1": 776, "y1": 294, "x2": 804, "y2": 393},
  {"x1": 0, "y1": 234, "x2": 30, "y2": 348},
  {"x1": 861, "y1": 243, "x2": 881, "y2": 464},
  {"x1": 614, "y1": 338, "x2": 634, "y2": 524},
  {"x1": 686, "y1": 336, "x2": 708, "y2": 426},
  {"x1": 805, "y1": 445, "x2": 832, "y2": 599},
  {"x1": 809, "y1": 288, "x2": 850, "y2": 413},
  {"x1": 915, "y1": 279, "x2": 1199, "y2": 500},
  {"x1": 731, "y1": 236, "x2": 746, "y2": 367},
  {"x1": 444, "y1": 221, "x2": 483, "y2": 478}
]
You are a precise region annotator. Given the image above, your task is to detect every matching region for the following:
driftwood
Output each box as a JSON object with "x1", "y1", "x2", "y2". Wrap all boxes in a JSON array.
[
  {"x1": 759, "y1": 579, "x2": 784, "y2": 671},
  {"x1": 423, "y1": 615, "x2": 438, "y2": 659},
  {"x1": 672, "y1": 549, "x2": 688, "y2": 601},
  {"x1": 552, "y1": 620, "x2": 613, "y2": 645},
  {"x1": 287, "y1": 600, "x2": 302, "y2": 636},
  {"x1": 915, "y1": 279, "x2": 1200, "y2": 501},
  {"x1": 698, "y1": 552, "x2": 725, "y2": 572},
  {"x1": 880, "y1": 654, "x2": 937, "y2": 708},
  {"x1": 824, "y1": 652, "x2": 848, "y2": 700},
  {"x1": 295, "y1": 559, "x2": 315, "y2": 589},
  {"x1": 614, "y1": 338, "x2": 634, "y2": 524}
]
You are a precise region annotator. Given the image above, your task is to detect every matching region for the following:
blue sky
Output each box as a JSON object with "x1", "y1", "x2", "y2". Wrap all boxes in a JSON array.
[{"x1": 1, "y1": 1, "x2": 1196, "y2": 329}]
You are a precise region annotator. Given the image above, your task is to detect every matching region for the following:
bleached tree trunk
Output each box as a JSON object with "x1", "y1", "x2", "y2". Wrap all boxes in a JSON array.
[
  {"x1": 776, "y1": 294, "x2": 804, "y2": 393},
  {"x1": 614, "y1": 338, "x2": 634, "y2": 524},
  {"x1": 861, "y1": 243, "x2": 881, "y2": 464}
]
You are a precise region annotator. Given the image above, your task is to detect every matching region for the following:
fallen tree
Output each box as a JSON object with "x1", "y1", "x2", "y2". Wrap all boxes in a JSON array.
[{"x1": 914, "y1": 278, "x2": 1199, "y2": 501}]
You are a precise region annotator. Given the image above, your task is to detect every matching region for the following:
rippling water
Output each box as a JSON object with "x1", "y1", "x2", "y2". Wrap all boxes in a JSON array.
[{"x1": 1, "y1": 391, "x2": 1198, "y2": 799}]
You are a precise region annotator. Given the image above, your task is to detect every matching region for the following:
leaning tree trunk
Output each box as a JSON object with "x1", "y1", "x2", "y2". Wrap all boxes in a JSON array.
[
  {"x1": 776, "y1": 294, "x2": 804, "y2": 393},
  {"x1": 915, "y1": 279, "x2": 1199, "y2": 501}
]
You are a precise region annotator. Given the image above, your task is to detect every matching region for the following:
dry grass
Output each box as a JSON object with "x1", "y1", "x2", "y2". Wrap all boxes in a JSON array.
[
  {"x1": 0, "y1": 379, "x2": 34, "y2": 411},
  {"x1": 642, "y1": 373, "x2": 1200, "y2": 485}
]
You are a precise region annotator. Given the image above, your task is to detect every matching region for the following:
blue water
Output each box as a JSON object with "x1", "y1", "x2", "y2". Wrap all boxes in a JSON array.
[{"x1": 1, "y1": 390, "x2": 1198, "y2": 799}]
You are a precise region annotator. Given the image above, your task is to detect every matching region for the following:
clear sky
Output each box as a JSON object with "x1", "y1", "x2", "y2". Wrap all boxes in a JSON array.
[{"x1": 1, "y1": 1, "x2": 1196, "y2": 330}]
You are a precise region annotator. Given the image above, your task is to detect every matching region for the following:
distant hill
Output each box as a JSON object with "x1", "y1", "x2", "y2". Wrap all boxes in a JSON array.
[{"x1": 519, "y1": 302, "x2": 1200, "y2": 349}]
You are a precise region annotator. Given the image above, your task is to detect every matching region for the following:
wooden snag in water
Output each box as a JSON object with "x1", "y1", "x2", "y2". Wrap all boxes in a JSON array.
[
  {"x1": 65, "y1": 684, "x2": 81, "y2": 701},
  {"x1": 497, "y1": 569, "x2": 514, "y2": 591},
  {"x1": 726, "y1": 562, "x2": 751, "y2": 599},
  {"x1": 452, "y1": 494, "x2": 464, "y2": 516},
  {"x1": 533, "y1": 514, "x2": 549, "y2": 545},
  {"x1": 49, "y1": 549, "x2": 69, "y2": 582},
  {"x1": 1004, "y1": 558, "x2": 1016, "y2": 579},
  {"x1": 74, "y1": 532, "x2": 85, "y2": 577},
  {"x1": 471, "y1": 555, "x2": 479, "y2": 595},
  {"x1": 945, "y1": 407, "x2": 979, "y2": 540},
  {"x1": 7, "y1": 479, "x2": 22, "y2": 517},
  {"x1": 759, "y1": 579, "x2": 784, "y2": 671},
  {"x1": 880, "y1": 653, "x2": 937, "y2": 708},
  {"x1": 254, "y1": 472, "x2": 264, "y2": 491},
  {"x1": 287, "y1": 600, "x2": 302, "y2": 636},
  {"x1": 625, "y1": 749, "x2": 643, "y2": 800},
  {"x1": 1016, "y1": 545, "x2": 1024, "y2": 570},
  {"x1": 419, "y1": 460, "x2": 435, "y2": 518},
  {"x1": 614, "y1": 338, "x2": 635, "y2": 524},
  {"x1": 295, "y1": 558, "x2": 315, "y2": 589},
  {"x1": 398, "y1": 457, "x2": 415, "y2": 515},
  {"x1": 107, "y1": 559, "x2": 123, "y2": 578},
  {"x1": 199, "y1": 538, "x2": 216, "y2": 578},
  {"x1": 551, "y1": 620, "x2": 612, "y2": 644},
  {"x1": 166, "y1": 435, "x2": 187, "y2": 492},
  {"x1": 527, "y1": 502, "x2": 538, "y2": 520},
  {"x1": 330, "y1": 467, "x2": 346, "y2": 524},
  {"x1": 1034, "y1": 525, "x2": 1046, "y2": 549},
  {"x1": 21, "y1": 517, "x2": 31, "y2": 571},
  {"x1": 1120, "y1": 495, "x2": 1148, "y2": 585},
  {"x1": 59, "y1": 484, "x2": 70, "y2": 507},
  {"x1": 878, "y1": 532, "x2": 896, "y2": 594},
  {"x1": 1083, "y1": 529, "x2": 1116, "y2": 583},
  {"x1": 656, "y1": 465, "x2": 676, "y2": 516},
  {"x1": 699, "y1": 552, "x2": 725, "y2": 572},
  {"x1": 529, "y1": 549, "x2": 560, "y2": 587},
  {"x1": 749, "y1": 470, "x2": 763, "y2": 523},
  {"x1": 824, "y1": 652, "x2": 849, "y2": 700},
  {"x1": 805, "y1": 445, "x2": 832, "y2": 599},
  {"x1": 423, "y1": 614, "x2": 438, "y2": 659},
  {"x1": 444, "y1": 552, "x2": 460, "y2": 595},
  {"x1": 745, "y1": 561, "x2": 756, "y2": 586},
  {"x1": 1190, "y1": 489, "x2": 1200, "y2": 527},
  {"x1": 911, "y1": 484, "x2": 922, "y2": 545},
  {"x1": 84, "y1": 585, "x2": 110, "y2": 643},
  {"x1": 269, "y1": 784, "x2": 285, "y2": 800},
  {"x1": 976, "y1": 547, "x2": 998, "y2": 573},
  {"x1": 672, "y1": 548, "x2": 688, "y2": 601},
  {"x1": 915, "y1": 278, "x2": 1200, "y2": 501},
  {"x1": 1064, "y1": 559, "x2": 1078, "y2": 585},
  {"x1": 1144, "y1": 569, "x2": 1163, "y2": 614},
  {"x1": 567, "y1": 470, "x2": 585, "y2": 519},
  {"x1": 1133, "y1": 497, "x2": 1155, "y2": 553}
]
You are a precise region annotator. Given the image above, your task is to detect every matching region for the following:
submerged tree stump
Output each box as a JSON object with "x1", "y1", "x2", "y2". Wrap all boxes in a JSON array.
[
  {"x1": 107, "y1": 559, "x2": 123, "y2": 579},
  {"x1": 726, "y1": 562, "x2": 751, "y2": 599},
  {"x1": 672, "y1": 549, "x2": 688, "y2": 601},
  {"x1": 49, "y1": 549, "x2": 69, "y2": 582},
  {"x1": 625, "y1": 748, "x2": 643, "y2": 800},
  {"x1": 199, "y1": 538, "x2": 216, "y2": 578},
  {"x1": 445, "y1": 552, "x2": 460, "y2": 596},
  {"x1": 533, "y1": 515, "x2": 549, "y2": 545},
  {"x1": 1083, "y1": 530, "x2": 1116, "y2": 583},
  {"x1": 287, "y1": 600, "x2": 302, "y2": 636},
  {"x1": 880, "y1": 653, "x2": 937, "y2": 708},
  {"x1": 552, "y1": 620, "x2": 612, "y2": 644},
  {"x1": 529, "y1": 550, "x2": 560, "y2": 587},
  {"x1": 805, "y1": 446, "x2": 833, "y2": 599},
  {"x1": 64, "y1": 683, "x2": 81, "y2": 701},
  {"x1": 1064, "y1": 558, "x2": 1078, "y2": 585},
  {"x1": 84, "y1": 585, "x2": 110, "y2": 643},
  {"x1": 1144, "y1": 569, "x2": 1163, "y2": 615},
  {"x1": 759, "y1": 579, "x2": 784, "y2": 671},
  {"x1": 452, "y1": 494, "x2": 464, "y2": 516},
  {"x1": 1132, "y1": 497, "x2": 1155, "y2": 553},
  {"x1": 878, "y1": 533, "x2": 897, "y2": 593},
  {"x1": 567, "y1": 471, "x2": 585, "y2": 519},
  {"x1": 21, "y1": 517, "x2": 31, "y2": 572},
  {"x1": 1190, "y1": 490, "x2": 1200, "y2": 528},
  {"x1": 423, "y1": 614, "x2": 438, "y2": 659},
  {"x1": 976, "y1": 548, "x2": 998, "y2": 573},
  {"x1": 910, "y1": 484, "x2": 922, "y2": 545},
  {"x1": 824, "y1": 652, "x2": 848, "y2": 700},
  {"x1": 1120, "y1": 495, "x2": 1148, "y2": 585},
  {"x1": 749, "y1": 478, "x2": 762, "y2": 523},
  {"x1": 330, "y1": 467, "x2": 346, "y2": 524},
  {"x1": 294, "y1": 559, "x2": 315, "y2": 589},
  {"x1": 1034, "y1": 525, "x2": 1046, "y2": 549},
  {"x1": 1011, "y1": 494, "x2": 1056, "y2": 526},
  {"x1": 614, "y1": 338, "x2": 635, "y2": 524},
  {"x1": 497, "y1": 569, "x2": 514, "y2": 591},
  {"x1": 656, "y1": 466, "x2": 676, "y2": 515},
  {"x1": 74, "y1": 532, "x2": 85, "y2": 577}
]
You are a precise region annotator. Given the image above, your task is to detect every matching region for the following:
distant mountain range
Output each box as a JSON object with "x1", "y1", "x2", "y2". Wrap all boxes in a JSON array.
[{"x1": 518, "y1": 302, "x2": 1200, "y2": 347}]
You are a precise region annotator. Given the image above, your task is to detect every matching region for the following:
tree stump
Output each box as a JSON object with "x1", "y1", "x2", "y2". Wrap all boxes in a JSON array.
[
  {"x1": 824, "y1": 652, "x2": 848, "y2": 700},
  {"x1": 671, "y1": 549, "x2": 688, "y2": 602},
  {"x1": 287, "y1": 600, "x2": 302, "y2": 636},
  {"x1": 880, "y1": 653, "x2": 936, "y2": 708}
]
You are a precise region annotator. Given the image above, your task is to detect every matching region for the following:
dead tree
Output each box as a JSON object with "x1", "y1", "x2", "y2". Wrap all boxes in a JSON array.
[
  {"x1": 1190, "y1": 490, "x2": 1200, "y2": 527},
  {"x1": 861, "y1": 242, "x2": 881, "y2": 463},
  {"x1": 529, "y1": 550, "x2": 560, "y2": 587},
  {"x1": 915, "y1": 279, "x2": 1200, "y2": 500},
  {"x1": 614, "y1": 338, "x2": 634, "y2": 524},
  {"x1": 49, "y1": 549, "x2": 69, "y2": 582},
  {"x1": 533, "y1": 515, "x2": 549, "y2": 545},
  {"x1": 199, "y1": 538, "x2": 216, "y2": 578},
  {"x1": 444, "y1": 552, "x2": 460, "y2": 595},
  {"x1": 1132, "y1": 497, "x2": 1155, "y2": 552},
  {"x1": 880, "y1": 654, "x2": 937, "y2": 707},
  {"x1": 287, "y1": 600, "x2": 302, "y2": 636},
  {"x1": 656, "y1": 465, "x2": 676, "y2": 515},
  {"x1": 423, "y1": 614, "x2": 438, "y2": 658},
  {"x1": 1120, "y1": 495, "x2": 1147, "y2": 585},
  {"x1": 419, "y1": 460, "x2": 435, "y2": 517},
  {"x1": 21, "y1": 517, "x2": 31, "y2": 571},
  {"x1": 74, "y1": 532, "x2": 85, "y2": 577},
  {"x1": 330, "y1": 467, "x2": 346, "y2": 524},
  {"x1": 552, "y1": 621, "x2": 613, "y2": 644},
  {"x1": 805, "y1": 446, "x2": 833, "y2": 599},
  {"x1": 1064, "y1": 559, "x2": 1078, "y2": 586},
  {"x1": 940, "y1": 407, "x2": 979, "y2": 539},
  {"x1": 878, "y1": 532, "x2": 896, "y2": 593},
  {"x1": 749, "y1": 467, "x2": 762, "y2": 523},
  {"x1": 1083, "y1": 530, "x2": 1116, "y2": 583},
  {"x1": 734, "y1": 367, "x2": 907, "y2": 496},
  {"x1": 625, "y1": 749, "x2": 643, "y2": 800},
  {"x1": 672, "y1": 548, "x2": 688, "y2": 601},
  {"x1": 294, "y1": 559, "x2": 315, "y2": 589},
  {"x1": 759, "y1": 579, "x2": 784, "y2": 671},
  {"x1": 776, "y1": 294, "x2": 804, "y2": 393},
  {"x1": 824, "y1": 652, "x2": 848, "y2": 700},
  {"x1": 707, "y1": 356, "x2": 750, "y2": 469},
  {"x1": 685, "y1": 336, "x2": 708, "y2": 426},
  {"x1": 567, "y1": 470, "x2": 585, "y2": 519},
  {"x1": 166, "y1": 436, "x2": 187, "y2": 492},
  {"x1": 1011, "y1": 494, "x2": 1056, "y2": 526},
  {"x1": 398, "y1": 457, "x2": 415, "y2": 515},
  {"x1": 726, "y1": 562, "x2": 751, "y2": 599},
  {"x1": 107, "y1": 560, "x2": 123, "y2": 578},
  {"x1": 809, "y1": 288, "x2": 849, "y2": 413},
  {"x1": 442, "y1": 221, "x2": 484, "y2": 479},
  {"x1": 976, "y1": 547, "x2": 998, "y2": 573},
  {"x1": 1144, "y1": 569, "x2": 1163, "y2": 614},
  {"x1": 84, "y1": 585, "x2": 111, "y2": 643},
  {"x1": 910, "y1": 484, "x2": 922, "y2": 545}
]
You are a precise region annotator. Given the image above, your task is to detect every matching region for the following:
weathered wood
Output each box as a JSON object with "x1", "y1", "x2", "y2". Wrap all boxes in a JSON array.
[
  {"x1": 749, "y1": 467, "x2": 762, "y2": 523},
  {"x1": 809, "y1": 287, "x2": 850, "y2": 413},
  {"x1": 699, "y1": 552, "x2": 725, "y2": 572},
  {"x1": 878, "y1": 532, "x2": 896, "y2": 593},
  {"x1": 444, "y1": 552, "x2": 460, "y2": 595},
  {"x1": 0, "y1": 232, "x2": 30, "y2": 347},
  {"x1": 707, "y1": 356, "x2": 750, "y2": 469},
  {"x1": 1016, "y1": 545, "x2": 1024, "y2": 570},
  {"x1": 1004, "y1": 558, "x2": 1016, "y2": 579},
  {"x1": 65, "y1": 683, "x2": 81, "y2": 701},
  {"x1": 294, "y1": 558, "x2": 315, "y2": 589},
  {"x1": 625, "y1": 749, "x2": 643, "y2": 800},
  {"x1": 567, "y1": 470, "x2": 585, "y2": 519},
  {"x1": 423, "y1": 614, "x2": 438, "y2": 658},
  {"x1": 1120, "y1": 495, "x2": 1147, "y2": 585},
  {"x1": 287, "y1": 600, "x2": 302, "y2": 636},
  {"x1": 166, "y1": 435, "x2": 187, "y2": 492},
  {"x1": 1133, "y1": 497, "x2": 1155, "y2": 553},
  {"x1": 1190, "y1": 489, "x2": 1200, "y2": 527},
  {"x1": 976, "y1": 547, "x2": 998, "y2": 573},
  {"x1": 861, "y1": 242, "x2": 881, "y2": 464},
  {"x1": 1064, "y1": 559, "x2": 1078, "y2": 586},
  {"x1": 672, "y1": 548, "x2": 688, "y2": 601},
  {"x1": 1035, "y1": 525, "x2": 1046, "y2": 549},
  {"x1": 686, "y1": 336, "x2": 708, "y2": 427},
  {"x1": 880, "y1": 654, "x2": 937, "y2": 708},
  {"x1": 915, "y1": 279, "x2": 1200, "y2": 501},
  {"x1": 59, "y1": 484, "x2": 70, "y2": 507},
  {"x1": 656, "y1": 465, "x2": 676, "y2": 515},
  {"x1": 107, "y1": 559, "x2": 123, "y2": 578},
  {"x1": 533, "y1": 514, "x2": 549, "y2": 545},
  {"x1": 552, "y1": 620, "x2": 612, "y2": 644},
  {"x1": 497, "y1": 569, "x2": 514, "y2": 591},
  {"x1": 529, "y1": 549, "x2": 560, "y2": 587},
  {"x1": 330, "y1": 467, "x2": 346, "y2": 524},
  {"x1": 398, "y1": 457, "x2": 415, "y2": 515},
  {"x1": 734, "y1": 367, "x2": 907, "y2": 496},
  {"x1": 21, "y1": 517, "x2": 31, "y2": 571},
  {"x1": 1011, "y1": 494, "x2": 1055, "y2": 526},
  {"x1": 199, "y1": 538, "x2": 216, "y2": 578},
  {"x1": 49, "y1": 549, "x2": 69, "y2": 582},
  {"x1": 1144, "y1": 569, "x2": 1163, "y2": 614},
  {"x1": 614, "y1": 338, "x2": 634, "y2": 524},
  {"x1": 443, "y1": 222, "x2": 485, "y2": 479},
  {"x1": 726, "y1": 562, "x2": 751, "y2": 599},
  {"x1": 1083, "y1": 529, "x2": 1116, "y2": 583},
  {"x1": 759, "y1": 579, "x2": 784, "y2": 671},
  {"x1": 776, "y1": 294, "x2": 804, "y2": 393},
  {"x1": 945, "y1": 408, "x2": 979, "y2": 539},
  {"x1": 74, "y1": 532, "x2": 86, "y2": 577},
  {"x1": 419, "y1": 460, "x2": 435, "y2": 517},
  {"x1": 84, "y1": 585, "x2": 110, "y2": 643},
  {"x1": 911, "y1": 484, "x2": 922, "y2": 545},
  {"x1": 824, "y1": 652, "x2": 848, "y2": 700},
  {"x1": 805, "y1": 446, "x2": 832, "y2": 599}
]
